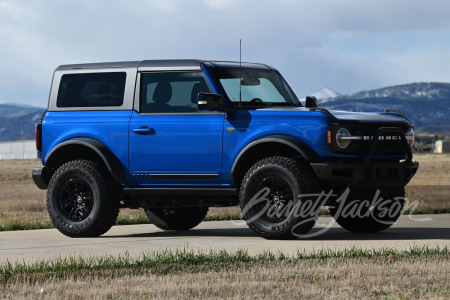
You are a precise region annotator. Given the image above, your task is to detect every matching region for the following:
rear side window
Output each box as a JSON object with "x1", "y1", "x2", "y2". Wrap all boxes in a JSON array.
[{"x1": 57, "y1": 72, "x2": 126, "y2": 107}]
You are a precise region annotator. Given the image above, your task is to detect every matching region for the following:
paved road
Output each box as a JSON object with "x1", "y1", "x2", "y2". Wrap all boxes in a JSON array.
[{"x1": 0, "y1": 214, "x2": 448, "y2": 264}]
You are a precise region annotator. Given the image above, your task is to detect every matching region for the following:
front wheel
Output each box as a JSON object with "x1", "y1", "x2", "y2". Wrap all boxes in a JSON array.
[
  {"x1": 145, "y1": 207, "x2": 208, "y2": 231},
  {"x1": 47, "y1": 160, "x2": 120, "y2": 237},
  {"x1": 329, "y1": 187, "x2": 405, "y2": 233},
  {"x1": 239, "y1": 156, "x2": 321, "y2": 240}
]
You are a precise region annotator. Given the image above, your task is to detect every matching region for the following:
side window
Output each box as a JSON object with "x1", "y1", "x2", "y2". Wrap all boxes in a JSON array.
[
  {"x1": 140, "y1": 72, "x2": 211, "y2": 113},
  {"x1": 57, "y1": 72, "x2": 126, "y2": 107}
]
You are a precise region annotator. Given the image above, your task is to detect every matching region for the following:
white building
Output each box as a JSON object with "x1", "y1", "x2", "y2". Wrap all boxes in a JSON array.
[
  {"x1": 0, "y1": 140, "x2": 37, "y2": 159},
  {"x1": 435, "y1": 140, "x2": 450, "y2": 153}
]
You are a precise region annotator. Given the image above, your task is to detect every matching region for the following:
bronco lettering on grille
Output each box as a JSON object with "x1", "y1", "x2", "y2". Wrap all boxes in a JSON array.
[{"x1": 363, "y1": 135, "x2": 401, "y2": 141}]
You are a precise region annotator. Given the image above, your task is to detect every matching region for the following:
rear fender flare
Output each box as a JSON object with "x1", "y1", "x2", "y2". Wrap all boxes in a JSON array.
[{"x1": 45, "y1": 137, "x2": 125, "y2": 184}]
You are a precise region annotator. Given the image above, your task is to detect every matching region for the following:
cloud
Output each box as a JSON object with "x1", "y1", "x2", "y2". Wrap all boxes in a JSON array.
[{"x1": 0, "y1": 0, "x2": 449, "y2": 106}]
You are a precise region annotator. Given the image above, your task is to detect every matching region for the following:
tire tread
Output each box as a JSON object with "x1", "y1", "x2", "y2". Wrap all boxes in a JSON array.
[
  {"x1": 47, "y1": 160, "x2": 120, "y2": 237},
  {"x1": 239, "y1": 156, "x2": 320, "y2": 240}
]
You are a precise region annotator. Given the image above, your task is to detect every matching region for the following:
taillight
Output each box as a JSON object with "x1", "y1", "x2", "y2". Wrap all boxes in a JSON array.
[{"x1": 36, "y1": 123, "x2": 42, "y2": 151}]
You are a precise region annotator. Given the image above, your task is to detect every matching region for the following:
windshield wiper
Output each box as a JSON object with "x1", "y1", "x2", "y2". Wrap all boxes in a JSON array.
[{"x1": 267, "y1": 102, "x2": 297, "y2": 107}]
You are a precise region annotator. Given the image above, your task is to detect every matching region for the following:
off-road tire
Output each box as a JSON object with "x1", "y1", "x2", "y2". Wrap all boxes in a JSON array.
[
  {"x1": 329, "y1": 187, "x2": 405, "y2": 233},
  {"x1": 145, "y1": 207, "x2": 209, "y2": 231},
  {"x1": 47, "y1": 160, "x2": 121, "y2": 237},
  {"x1": 239, "y1": 156, "x2": 321, "y2": 240}
]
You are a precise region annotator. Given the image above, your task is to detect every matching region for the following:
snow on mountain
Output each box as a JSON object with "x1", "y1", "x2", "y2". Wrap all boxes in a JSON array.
[
  {"x1": 341, "y1": 82, "x2": 450, "y2": 101},
  {"x1": 311, "y1": 87, "x2": 342, "y2": 101},
  {"x1": 0, "y1": 103, "x2": 45, "y2": 141},
  {"x1": 320, "y1": 82, "x2": 450, "y2": 135},
  {"x1": 300, "y1": 87, "x2": 341, "y2": 103}
]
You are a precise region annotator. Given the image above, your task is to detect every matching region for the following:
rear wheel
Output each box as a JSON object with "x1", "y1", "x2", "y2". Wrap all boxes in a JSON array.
[
  {"x1": 47, "y1": 160, "x2": 121, "y2": 237},
  {"x1": 145, "y1": 207, "x2": 208, "y2": 230},
  {"x1": 329, "y1": 187, "x2": 405, "y2": 233},
  {"x1": 239, "y1": 156, "x2": 321, "y2": 240}
]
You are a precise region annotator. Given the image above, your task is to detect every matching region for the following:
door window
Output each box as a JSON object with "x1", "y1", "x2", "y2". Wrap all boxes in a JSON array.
[{"x1": 140, "y1": 72, "x2": 211, "y2": 113}]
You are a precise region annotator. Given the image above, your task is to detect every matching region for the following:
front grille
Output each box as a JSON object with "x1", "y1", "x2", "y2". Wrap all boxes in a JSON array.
[
  {"x1": 330, "y1": 123, "x2": 411, "y2": 157},
  {"x1": 365, "y1": 137, "x2": 408, "y2": 156}
]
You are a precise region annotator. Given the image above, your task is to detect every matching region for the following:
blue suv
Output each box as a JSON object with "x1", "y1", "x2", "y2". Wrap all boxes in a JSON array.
[{"x1": 32, "y1": 59, "x2": 418, "y2": 239}]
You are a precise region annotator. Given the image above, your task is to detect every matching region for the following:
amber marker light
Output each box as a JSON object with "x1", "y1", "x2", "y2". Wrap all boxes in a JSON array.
[{"x1": 327, "y1": 130, "x2": 332, "y2": 144}]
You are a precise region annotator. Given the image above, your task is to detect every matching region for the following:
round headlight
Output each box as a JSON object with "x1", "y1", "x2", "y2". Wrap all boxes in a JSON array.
[
  {"x1": 336, "y1": 128, "x2": 352, "y2": 149},
  {"x1": 405, "y1": 128, "x2": 414, "y2": 148}
]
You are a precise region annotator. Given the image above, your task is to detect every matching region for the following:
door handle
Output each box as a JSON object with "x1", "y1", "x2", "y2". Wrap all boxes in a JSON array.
[{"x1": 133, "y1": 127, "x2": 155, "y2": 135}]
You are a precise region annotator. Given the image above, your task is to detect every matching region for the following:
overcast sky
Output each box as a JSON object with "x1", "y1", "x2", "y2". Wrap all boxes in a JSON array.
[{"x1": 1, "y1": 0, "x2": 450, "y2": 107}]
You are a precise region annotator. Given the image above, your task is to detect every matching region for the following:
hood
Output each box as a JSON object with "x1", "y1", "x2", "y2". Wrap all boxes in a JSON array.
[
  {"x1": 253, "y1": 107, "x2": 412, "y2": 126},
  {"x1": 329, "y1": 110, "x2": 412, "y2": 125}
]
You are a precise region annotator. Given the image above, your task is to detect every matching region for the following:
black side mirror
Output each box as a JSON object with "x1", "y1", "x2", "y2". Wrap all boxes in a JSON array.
[
  {"x1": 198, "y1": 93, "x2": 224, "y2": 111},
  {"x1": 305, "y1": 96, "x2": 318, "y2": 108}
]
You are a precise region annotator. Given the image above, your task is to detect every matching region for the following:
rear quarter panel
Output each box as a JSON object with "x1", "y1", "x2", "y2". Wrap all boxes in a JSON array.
[{"x1": 41, "y1": 111, "x2": 132, "y2": 171}]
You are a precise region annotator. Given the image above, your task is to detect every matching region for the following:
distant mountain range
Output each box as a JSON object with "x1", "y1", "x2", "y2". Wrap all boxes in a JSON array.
[
  {"x1": 0, "y1": 103, "x2": 44, "y2": 141},
  {"x1": 316, "y1": 83, "x2": 450, "y2": 135},
  {"x1": 0, "y1": 82, "x2": 449, "y2": 141},
  {"x1": 310, "y1": 87, "x2": 342, "y2": 100}
]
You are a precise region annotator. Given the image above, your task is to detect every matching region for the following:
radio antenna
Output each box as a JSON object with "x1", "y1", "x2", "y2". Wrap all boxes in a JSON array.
[{"x1": 239, "y1": 39, "x2": 242, "y2": 107}]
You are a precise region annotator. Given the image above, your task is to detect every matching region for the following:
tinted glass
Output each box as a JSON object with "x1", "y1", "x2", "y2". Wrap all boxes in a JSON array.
[
  {"x1": 140, "y1": 72, "x2": 211, "y2": 113},
  {"x1": 212, "y1": 68, "x2": 299, "y2": 106},
  {"x1": 220, "y1": 78, "x2": 286, "y2": 102},
  {"x1": 57, "y1": 72, "x2": 126, "y2": 107}
]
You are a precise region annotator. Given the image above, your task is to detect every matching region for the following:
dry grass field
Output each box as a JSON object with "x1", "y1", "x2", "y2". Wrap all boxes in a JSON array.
[
  {"x1": 0, "y1": 157, "x2": 448, "y2": 299},
  {"x1": 0, "y1": 154, "x2": 448, "y2": 227},
  {"x1": 2, "y1": 255, "x2": 449, "y2": 299},
  {"x1": 405, "y1": 154, "x2": 450, "y2": 208}
]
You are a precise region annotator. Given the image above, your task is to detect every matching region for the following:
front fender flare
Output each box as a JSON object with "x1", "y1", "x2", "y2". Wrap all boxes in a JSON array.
[{"x1": 230, "y1": 135, "x2": 322, "y2": 185}]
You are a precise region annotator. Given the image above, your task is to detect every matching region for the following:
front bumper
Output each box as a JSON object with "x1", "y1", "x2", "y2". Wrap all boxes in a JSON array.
[
  {"x1": 310, "y1": 161, "x2": 419, "y2": 187},
  {"x1": 312, "y1": 125, "x2": 419, "y2": 187}
]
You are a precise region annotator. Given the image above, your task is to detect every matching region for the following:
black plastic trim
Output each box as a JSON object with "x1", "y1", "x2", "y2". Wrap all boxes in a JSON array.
[
  {"x1": 231, "y1": 135, "x2": 321, "y2": 170},
  {"x1": 309, "y1": 108, "x2": 339, "y2": 122},
  {"x1": 230, "y1": 135, "x2": 322, "y2": 186},
  {"x1": 364, "y1": 127, "x2": 412, "y2": 164},
  {"x1": 123, "y1": 187, "x2": 237, "y2": 196},
  {"x1": 32, "y1": 167, "x2": 51, "y2": 189},
  {"x1": 310, "y1": 161, "x2": 419, "y2": 187},
  {"x1": 45, "y1": 138, "x2": 126, "y2": 184},
  {"x1": 149, "y1": 173, "x2": 220, "y2": 179}
]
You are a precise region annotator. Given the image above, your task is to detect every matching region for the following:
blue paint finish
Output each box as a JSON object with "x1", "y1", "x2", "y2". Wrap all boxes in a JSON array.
[
  {"x1": 39, "y1": 61, "x2": 414, "y2": 189},
  {"x1": 128, "y1": 112, "x2": 225, "y2": 185},
  {"x1": 221, "y1": 108, "x2": 330, "y2": 184},
  {"x1": 42, "y1": 110, "x2": 132, "y2": 170}
]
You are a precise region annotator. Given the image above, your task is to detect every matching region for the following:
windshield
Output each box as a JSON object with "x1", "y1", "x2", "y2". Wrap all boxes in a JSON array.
[{"x1": 212, "y1": 68, "x2": 300, "y2": 106}]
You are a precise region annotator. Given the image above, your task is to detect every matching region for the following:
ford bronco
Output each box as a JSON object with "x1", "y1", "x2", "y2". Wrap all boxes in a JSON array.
[{"x1": 32, "y1": 59, "x2": 418, "y2": 239}]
